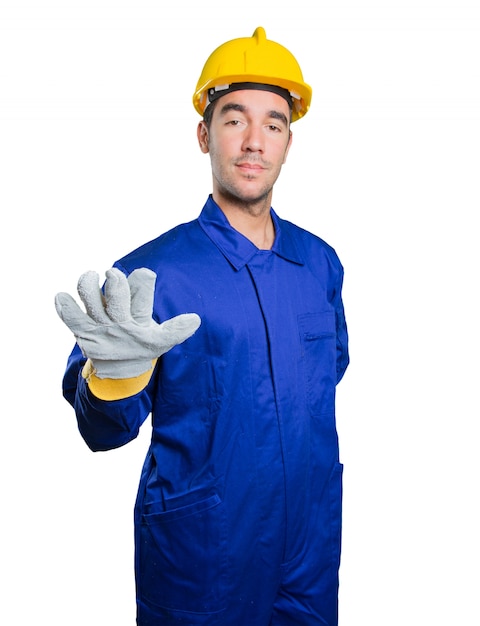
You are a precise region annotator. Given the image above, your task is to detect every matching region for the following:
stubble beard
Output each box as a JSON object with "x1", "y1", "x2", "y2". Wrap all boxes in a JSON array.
[
  {"x1": 213, "y1": 158, "x2": 279, "y2": 218},
  {"x1": 218, "y1": 183, "x2": 272, "y2": 217}
]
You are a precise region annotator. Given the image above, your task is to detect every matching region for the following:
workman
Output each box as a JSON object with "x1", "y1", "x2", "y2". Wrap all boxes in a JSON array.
[{"x1": 56, "y1": 26, "x2": 349, "y2": 626}]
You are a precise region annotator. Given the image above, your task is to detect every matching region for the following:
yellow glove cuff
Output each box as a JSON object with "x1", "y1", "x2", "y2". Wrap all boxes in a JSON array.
[{"x1": 82, "y1": 359, "x2": 157, "y2": 401}]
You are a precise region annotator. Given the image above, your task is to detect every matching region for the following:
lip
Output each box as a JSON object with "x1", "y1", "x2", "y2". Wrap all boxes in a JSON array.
[{"x1": 236, "y1": 162, "x2": 265, "y2": 172}]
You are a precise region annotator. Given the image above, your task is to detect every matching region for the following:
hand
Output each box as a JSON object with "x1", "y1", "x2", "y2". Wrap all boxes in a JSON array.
[{"x1": 55, "y1": 267, "x2": 201, "y2": 379}]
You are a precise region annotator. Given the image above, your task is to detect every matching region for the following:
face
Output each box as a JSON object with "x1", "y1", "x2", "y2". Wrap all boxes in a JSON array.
[{"x1": 197, "y1": 89, "x2": 293, "y2": 213}]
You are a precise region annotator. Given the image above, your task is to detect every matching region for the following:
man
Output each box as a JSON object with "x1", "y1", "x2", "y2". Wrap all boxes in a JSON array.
[{"x1": 56, "y1": 27, "x2": 349, "y2": 626}]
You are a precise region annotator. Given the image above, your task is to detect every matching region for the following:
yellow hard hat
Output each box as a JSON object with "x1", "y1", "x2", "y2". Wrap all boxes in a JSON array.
[{"x1": 193, "y1": 27, "x2": 312, "y2": 122}]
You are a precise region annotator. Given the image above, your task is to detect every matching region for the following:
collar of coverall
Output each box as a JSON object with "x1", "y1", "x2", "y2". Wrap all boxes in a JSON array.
[{"x1": 198, "y1": 196, "x2": 305, "y2": 271}]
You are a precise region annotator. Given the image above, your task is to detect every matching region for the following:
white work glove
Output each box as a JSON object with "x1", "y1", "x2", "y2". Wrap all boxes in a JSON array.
[{"x1": 55, "y1": 267, "x2": 201, "y2": 379}]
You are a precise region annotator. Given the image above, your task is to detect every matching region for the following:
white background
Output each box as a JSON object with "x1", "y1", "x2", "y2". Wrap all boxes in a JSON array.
[{"x1": 1, "y1": 1, "x2": 479, "y2": 624}]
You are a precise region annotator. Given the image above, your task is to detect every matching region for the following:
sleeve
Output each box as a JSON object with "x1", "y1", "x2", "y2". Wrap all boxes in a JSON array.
[{"x1": 61, "y1": 344, "x2": 154, "y2": 452}]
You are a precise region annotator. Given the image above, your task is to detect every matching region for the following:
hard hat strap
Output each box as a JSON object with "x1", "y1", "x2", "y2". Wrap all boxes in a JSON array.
[{"x1": 207, "y1": 82, "x2": 294, "y2": 110}]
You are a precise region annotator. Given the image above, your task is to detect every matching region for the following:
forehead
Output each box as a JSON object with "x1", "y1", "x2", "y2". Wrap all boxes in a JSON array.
[{"x1": 214, "y1": 89, "x2": 291, "y2": 121}]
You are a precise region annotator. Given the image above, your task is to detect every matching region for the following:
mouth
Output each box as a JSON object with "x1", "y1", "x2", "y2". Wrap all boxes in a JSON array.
[{"x1": 236, "y1": 162, "x2": 266, "y2": 173}]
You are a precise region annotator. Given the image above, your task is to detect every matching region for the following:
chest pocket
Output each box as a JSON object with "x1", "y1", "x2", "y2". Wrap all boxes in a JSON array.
[{"x1": 298, "y1": 311, "x2": 337, "y2": 417}]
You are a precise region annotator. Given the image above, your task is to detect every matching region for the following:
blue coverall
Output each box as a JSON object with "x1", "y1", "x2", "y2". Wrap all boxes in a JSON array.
[{"x1": 62, "y1": 195, "x2": 349, "y2": 626}]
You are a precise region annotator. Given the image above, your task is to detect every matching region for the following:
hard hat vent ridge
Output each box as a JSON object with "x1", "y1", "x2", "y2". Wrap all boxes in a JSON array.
[{"x1": 253, "y1": 26, "x2": 267, "y2": 44}]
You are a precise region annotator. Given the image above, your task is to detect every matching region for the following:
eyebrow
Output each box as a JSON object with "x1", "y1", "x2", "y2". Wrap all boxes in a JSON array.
[
  {"x1": 219, "y1": 102, "x2": 289, "y2": 128},
  {"x1": 268, "y1": 109, "x2": 289, "y2": 128}
]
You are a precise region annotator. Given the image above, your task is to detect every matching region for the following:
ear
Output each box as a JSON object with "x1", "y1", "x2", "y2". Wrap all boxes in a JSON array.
[{"x1": 197, "y1": 121, "x2": 210, "y2": 154}]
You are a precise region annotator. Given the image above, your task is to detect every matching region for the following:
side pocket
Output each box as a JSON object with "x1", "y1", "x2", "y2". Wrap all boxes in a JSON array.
[
  {"x1": 139, "y1": 494, "x2": 227, "y2": 613},
  {"x1": 328, "y1": 462, "x2": 343, "y2": 571}
]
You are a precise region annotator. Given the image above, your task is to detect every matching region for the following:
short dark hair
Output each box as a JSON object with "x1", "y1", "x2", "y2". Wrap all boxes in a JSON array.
[{"x1": 202, "y1": 101, "x2": 218, "y2": 129}]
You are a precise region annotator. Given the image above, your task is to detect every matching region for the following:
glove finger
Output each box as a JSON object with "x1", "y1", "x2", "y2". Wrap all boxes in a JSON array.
[
  {"x1": 54, "y1": 292, "x2": 96, "y2": 333},
  {"x1": 128, "y1": 268, "x2": 156, "y2": 324},
  {"x1": 77, "y1": 271, "x2": 110, "y2": 323},
  {"x1": 104, "y1": 268, "x2": 132, "y2": 322},
  {"x1": 153, "y1": 313, "x2": 201, "y2": 355}
]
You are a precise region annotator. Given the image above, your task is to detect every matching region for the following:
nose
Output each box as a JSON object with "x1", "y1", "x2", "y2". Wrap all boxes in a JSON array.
[{"x1": 241, "y1": 123, "x2": 264, "y2": 153}]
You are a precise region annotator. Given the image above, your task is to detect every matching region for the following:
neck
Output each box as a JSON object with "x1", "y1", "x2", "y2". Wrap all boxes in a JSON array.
[{"x1": 214, "y1": 193, "x2": 275, "y2": 250}]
